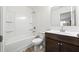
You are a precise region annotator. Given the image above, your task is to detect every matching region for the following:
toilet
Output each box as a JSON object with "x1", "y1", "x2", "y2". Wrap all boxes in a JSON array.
[{"x1": 32, "y1": 38, "x2": 43, "y2": 52}]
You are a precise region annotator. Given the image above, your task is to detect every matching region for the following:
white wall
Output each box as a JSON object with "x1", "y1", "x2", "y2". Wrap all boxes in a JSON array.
[
  {"x1": 3, "y1": 6, "x2": 33, "y2": 52},
  {"x1": 31, "y1": 6, "x2": 51, "y2": 35}
]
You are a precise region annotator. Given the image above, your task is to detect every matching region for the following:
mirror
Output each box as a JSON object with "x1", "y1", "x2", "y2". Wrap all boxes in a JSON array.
[
  {"x1": 51, "y1": 6, "x2": 76, "y2": 26},
  {"x1": 60, "y1": 11, "x2": 71, "y2": 26}
]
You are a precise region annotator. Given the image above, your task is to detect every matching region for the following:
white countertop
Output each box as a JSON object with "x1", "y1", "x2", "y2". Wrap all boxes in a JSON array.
[{"x1": 46, "y1": 30, "x2": 79, "y2": 38}]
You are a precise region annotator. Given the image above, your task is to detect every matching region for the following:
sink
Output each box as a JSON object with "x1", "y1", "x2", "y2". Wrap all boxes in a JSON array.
[{"x1": 46, "y1": 30, "x2": 79, "y2": 37}]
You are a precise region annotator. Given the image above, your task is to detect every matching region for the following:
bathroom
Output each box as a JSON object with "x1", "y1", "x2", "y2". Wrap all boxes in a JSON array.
[{"x1": 0, "y1": 6, "x2": 79, "y2": 52}]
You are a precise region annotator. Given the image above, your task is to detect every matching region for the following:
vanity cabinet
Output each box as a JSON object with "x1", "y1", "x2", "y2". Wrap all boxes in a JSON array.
[
  {"x1": 61, "y1": 42, "x2": 79, "y2": 52},
  {"x1": 45, "y1": 33, "x2": 79, "y2": 52},
  {"x1": 46, "y1": 38, "x2": 60, "y2": 52}
]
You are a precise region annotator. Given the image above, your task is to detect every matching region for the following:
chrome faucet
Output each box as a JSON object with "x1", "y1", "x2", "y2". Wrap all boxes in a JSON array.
[{"x1": 60, "y1": 26, "x2": 65, "y2": 32}]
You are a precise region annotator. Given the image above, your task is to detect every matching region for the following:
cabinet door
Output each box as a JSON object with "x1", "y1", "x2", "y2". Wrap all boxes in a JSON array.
[
  {"x1": 46, "y1": 38, "x2": 59, "y2": 52},
  {"x1": 61, "y1": 42, "x2": 79, "y2": 52}
]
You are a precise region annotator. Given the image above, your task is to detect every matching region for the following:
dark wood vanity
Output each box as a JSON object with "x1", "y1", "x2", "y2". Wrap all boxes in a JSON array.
[{"x1": 45, "y1": 32, "x2": 79, "y2": 52}]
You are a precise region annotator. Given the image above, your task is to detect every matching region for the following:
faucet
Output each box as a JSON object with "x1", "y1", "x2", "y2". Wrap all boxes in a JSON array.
[
  {"x1": 60, "y1": 21, "x2": 66, "y2": 32},
  {"x1": 60, "y1": 26, "x2": 65, "y2": 32}
]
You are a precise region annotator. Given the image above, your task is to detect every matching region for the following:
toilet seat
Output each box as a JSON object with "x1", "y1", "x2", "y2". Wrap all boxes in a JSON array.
[{"x1": 32, "y1": 38, "x2": 43, "y2": 45}]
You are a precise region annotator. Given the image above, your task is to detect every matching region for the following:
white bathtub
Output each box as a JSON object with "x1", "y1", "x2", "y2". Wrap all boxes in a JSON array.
[{"x1": 4, "y1": 36, "x2": 35, "y2": 52}]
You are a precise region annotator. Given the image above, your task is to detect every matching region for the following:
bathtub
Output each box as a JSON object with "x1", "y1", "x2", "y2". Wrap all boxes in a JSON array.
[{"x1": 4, "y1": 36, "x2": 35, "y2": 52}]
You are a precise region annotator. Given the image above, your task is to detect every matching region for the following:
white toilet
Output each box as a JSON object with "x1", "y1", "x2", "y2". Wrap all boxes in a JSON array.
[{"x1": 32, "y1": 38, "x2": 43, "y2": 52}]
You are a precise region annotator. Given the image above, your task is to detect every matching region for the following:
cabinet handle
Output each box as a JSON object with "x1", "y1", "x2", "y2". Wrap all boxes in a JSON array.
[
  {"x1": 58, "y1": 43, "x2": 60, "y2": 45},
  {"x1": 57, "y1": 43, "x2": 62, "y2": 45},
  {"x1": 60, "y1": 43, "x2": 62, "y2": 45}
]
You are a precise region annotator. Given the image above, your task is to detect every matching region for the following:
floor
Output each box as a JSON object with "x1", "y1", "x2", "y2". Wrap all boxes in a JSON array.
[
  {"x1": 23, "y1": 46, "x2": 45, "y2": 52},
  {"x1": 23, "y1": 42, "x2": 45, "y2": 52}
]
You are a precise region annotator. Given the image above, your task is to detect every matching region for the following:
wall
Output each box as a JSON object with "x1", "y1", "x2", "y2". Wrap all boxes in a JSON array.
[
  {"x1": 31, "y1": 6, "x2": 51, "y2": 35},
  {"x1": 3, "y1": 6, "x2": 33, "y2": 52}
]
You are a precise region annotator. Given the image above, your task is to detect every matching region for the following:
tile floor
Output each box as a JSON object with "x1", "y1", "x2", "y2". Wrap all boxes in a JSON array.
[
  {"x1": 24, "y1": 46, "x2": 45, "y2": 52},
  {"x1": 23, "y1": 42, "x2": 45, "y2": 52}
]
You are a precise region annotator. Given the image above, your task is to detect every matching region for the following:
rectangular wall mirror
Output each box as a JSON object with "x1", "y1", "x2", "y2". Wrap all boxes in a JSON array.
[
  {"x1": 60, "y1": 11, "x2": 71, "y2": 26},
  {"x1": 51, "y1": 6, "x2": 76, "y2": 26}
]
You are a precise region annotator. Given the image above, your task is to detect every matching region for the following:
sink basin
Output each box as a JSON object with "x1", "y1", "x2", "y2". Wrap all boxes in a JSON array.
[{"x1": 46, "y1": 30, "x2": 79, "y2": 37}]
